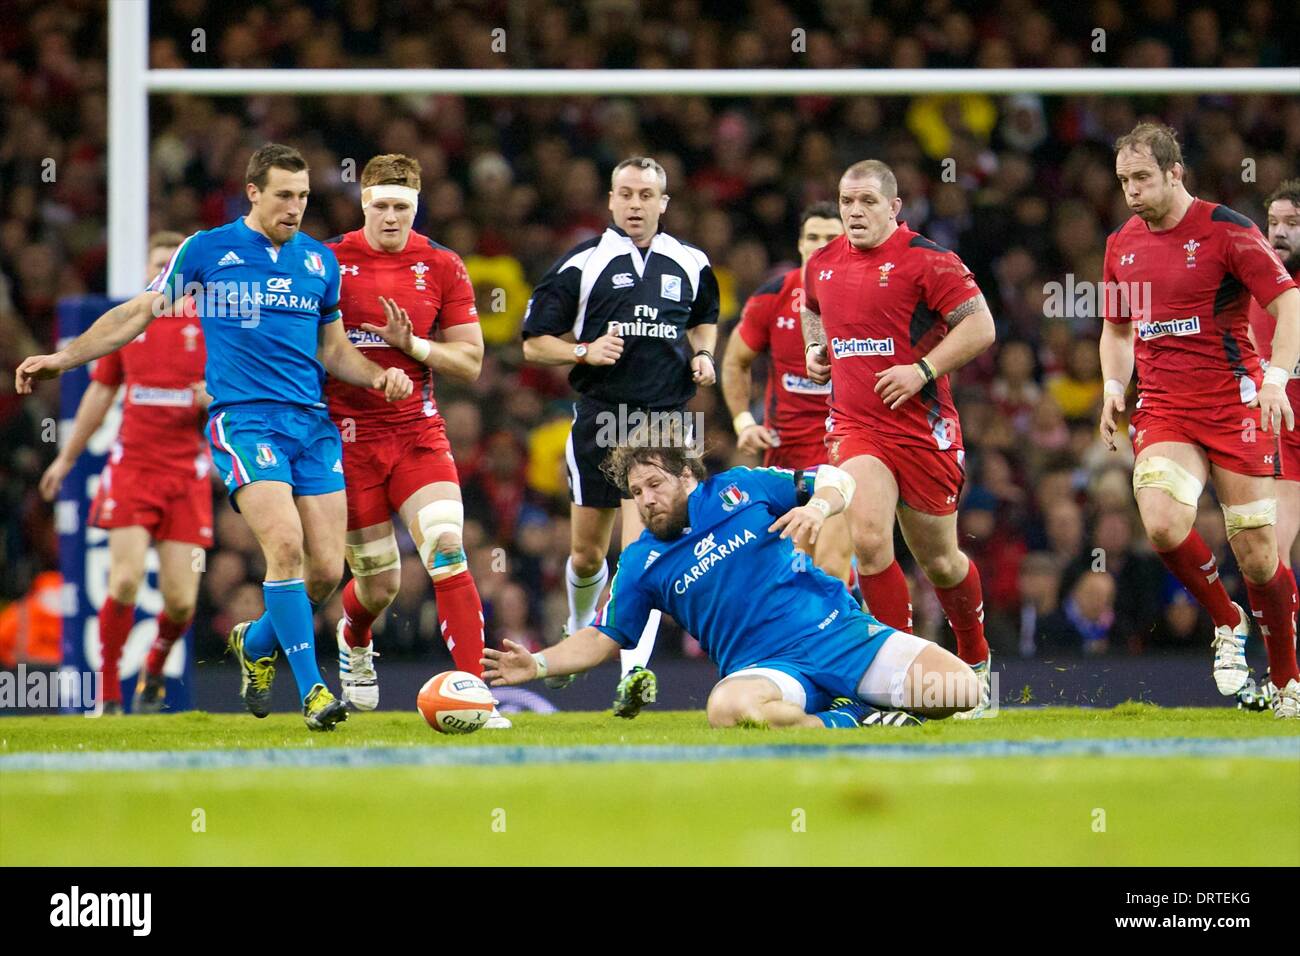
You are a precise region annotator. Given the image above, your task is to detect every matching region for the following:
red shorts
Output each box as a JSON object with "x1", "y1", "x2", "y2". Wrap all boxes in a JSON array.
[
  {"x1": 342, "y1": 424, "x2": 460, "y2": 530},
  {"x1": 1280, "y1": 426, "x2": 1300, "y2": 482},
  {"x1": 764, "y1": 436, "x2": 828, "y2": 471},
  {"x1": 825, "y1": 425, "x2": 965, "y2": 515},
  {"x1": 89, "y1": 463, "x2": 214, "y2": 547},
  {"x1": 1130, "y1": 403, "x2": 1278, "y2": 477}
]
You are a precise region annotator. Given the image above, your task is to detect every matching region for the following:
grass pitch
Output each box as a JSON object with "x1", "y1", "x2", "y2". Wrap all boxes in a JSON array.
[{"x1": 1, "y1": 706, "x2": 1296, "y2": 866}]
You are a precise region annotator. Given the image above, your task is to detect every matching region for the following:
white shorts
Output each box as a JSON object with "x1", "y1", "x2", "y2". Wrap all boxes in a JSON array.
[
  {"x1": 855, "y1": 631, "x2": 930, "y2": 707},
  {"x1": 721, "y1": 631, "x2": 931, "y2": 712}
]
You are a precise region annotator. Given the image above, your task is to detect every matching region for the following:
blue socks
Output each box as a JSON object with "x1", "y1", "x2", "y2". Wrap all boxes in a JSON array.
[
  {"x1": 258, "y1": 579, "x2": 323, "y2": 703},
  {"x1": 243, "y1": 613, "x2": 278, "y2": 659},
  {"x1": 815, "y1": 699, "x2": 874, "y2": 728}
]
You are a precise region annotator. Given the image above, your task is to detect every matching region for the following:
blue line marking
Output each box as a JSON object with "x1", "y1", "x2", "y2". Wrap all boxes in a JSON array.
[{"x1": 1, "y1": 736, "x2": 1296, "y2": 773}]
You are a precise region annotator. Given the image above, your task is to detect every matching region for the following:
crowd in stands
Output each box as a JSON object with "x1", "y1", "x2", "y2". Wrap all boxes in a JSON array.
[{"x1": 2, "y1": 0, "x2": 1297, "y2": 668}]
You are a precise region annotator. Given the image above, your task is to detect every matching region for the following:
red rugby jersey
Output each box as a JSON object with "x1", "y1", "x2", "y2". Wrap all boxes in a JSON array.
[
  {"x1": 1247, "y1": 263, "x2": 1300, "y2": 409},
  {"x1": 324, "y1": 229, "x2": 478, "y2": 437},
  {"x1": 735, "y1": 267, "x2": 831, "y2": 450},
  {"x1": 804, "y1": 227, "x2": 981, "y2": 451},
  {"x1": 90, "y1": 304, "x2": 208, "y2": 476},
  {"x1": 1101, "y1": 199, "x2": 1295, "y2": 410}
]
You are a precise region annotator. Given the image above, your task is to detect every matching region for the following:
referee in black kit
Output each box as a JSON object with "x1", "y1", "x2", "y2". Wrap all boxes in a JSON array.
[{"x1": 522, "y1": 156, "x2": 720, "y2": 717}]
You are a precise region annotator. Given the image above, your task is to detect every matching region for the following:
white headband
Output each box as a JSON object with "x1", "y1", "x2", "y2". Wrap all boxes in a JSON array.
[{"x1": 362, "y1": 184, "x2": 419, "y2": 213}]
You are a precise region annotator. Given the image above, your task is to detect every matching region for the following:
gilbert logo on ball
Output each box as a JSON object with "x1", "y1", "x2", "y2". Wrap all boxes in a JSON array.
[{"x1": 417, "y1": 671, "x2": 494, "y2": 734}]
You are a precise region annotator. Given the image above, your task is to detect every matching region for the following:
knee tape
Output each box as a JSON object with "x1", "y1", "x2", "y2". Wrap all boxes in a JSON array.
[
  {"x1": 416, "y1": 499, "x2": 466, "y2": 577},
  {"x1": 1132, "y1": 456, "x2": 1203, "y2": 509},
  {"x1": 345, "y1": 533, "x2": 401, "y2": 577},
  {"x1": 1220, "y1": 499, "x2": 1277, "y2": 539}
]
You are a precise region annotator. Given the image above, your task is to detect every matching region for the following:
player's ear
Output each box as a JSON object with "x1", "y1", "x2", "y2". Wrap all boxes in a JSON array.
[
  {"x1": 890, "y1": 195, "x2": 902, "y2": 218},
  {"x1": 660, "y1": 194, "x2": 669, "y2": 213},
  {"x1": 245, "y1": 182, "x2": 260, "y2": 204}
]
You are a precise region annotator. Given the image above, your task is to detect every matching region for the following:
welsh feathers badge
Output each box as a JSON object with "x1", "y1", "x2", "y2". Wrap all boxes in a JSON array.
[{"x1": 720, "y1": 483, "x2": 750, "y2": 511}]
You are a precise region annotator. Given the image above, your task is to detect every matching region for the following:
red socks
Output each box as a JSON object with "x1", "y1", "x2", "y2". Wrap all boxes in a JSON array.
[
  {"x1": 935, "y1": 560, "x2": 990, "y2": 666},
  {"x1": 97, "y1": 597, "x2": 135, "y2": 703},
  {"x1": 435, "y1": 570, "x2": 487, "y2": 677},
  {"x1": 145, "y1": 613, "x2": 190, "y2": 676},
  {"x1": 859, "y1": 561, "x2": 913, "y2": 631},
  {"x1": 341, "y1": 578, "x2": 378, "y2": 648},
  {"x1": 1245, "y1": 562, "x2": 1300, "y2": 689},
  {"x1": 343, "y1": 568, "x2": 486, "y2": 677},
  {"x1": 1156, "y1": 531, "x2": 1239, "y2": 628}
]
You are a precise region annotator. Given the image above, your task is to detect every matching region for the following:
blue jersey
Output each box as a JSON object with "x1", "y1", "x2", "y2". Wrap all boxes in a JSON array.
[
  {"x1": 596, "y1": 466, "x2": 885, "y2": 679},
  {"x1": 148, "y1": 218, "x2": 342, "y2": 413}
]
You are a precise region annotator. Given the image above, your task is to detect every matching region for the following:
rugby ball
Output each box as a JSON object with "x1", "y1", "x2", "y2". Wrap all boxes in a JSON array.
[{"x1": 417, "y1": 671, "x2": 494, "y2": 734}]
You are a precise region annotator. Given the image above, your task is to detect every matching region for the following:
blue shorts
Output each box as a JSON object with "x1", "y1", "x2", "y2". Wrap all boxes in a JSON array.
[
  {"x1": 723, "y1": 618, "x2": 898, "y2": 713},
  {"x1": 207, "y1": 403, "x2": 345, "y2": 507}
]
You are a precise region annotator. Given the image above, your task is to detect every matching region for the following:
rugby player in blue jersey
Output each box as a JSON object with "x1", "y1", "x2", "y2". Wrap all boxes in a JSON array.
[
  {"x1": 483, "y1": 428, "x2": 980, "y2": 727},
  {"x1": 17, "y1": 144, "x2": 413, "y2": 731}
]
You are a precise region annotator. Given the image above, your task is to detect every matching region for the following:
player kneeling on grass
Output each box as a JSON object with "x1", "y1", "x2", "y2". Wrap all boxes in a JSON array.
[{"x1": 483, "y1": 429, "x2": 980, "y2": 727}]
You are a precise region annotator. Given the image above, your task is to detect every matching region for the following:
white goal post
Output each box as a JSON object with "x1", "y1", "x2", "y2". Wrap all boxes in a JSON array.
[{"x1": 107, "y1": 1, "x2": 1300, "y2": 296}]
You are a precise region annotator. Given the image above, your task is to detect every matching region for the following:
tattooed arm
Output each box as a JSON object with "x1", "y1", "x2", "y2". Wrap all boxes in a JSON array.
[
  {"x1": 873, "y1": 293, "x2": 997, "y2": 411},
  {"x1": 802, "y1": 307, "x2": 831, "y2": 384},
  {"x1": 921, "y1": 293, "x2": 996, "y2": 377}
]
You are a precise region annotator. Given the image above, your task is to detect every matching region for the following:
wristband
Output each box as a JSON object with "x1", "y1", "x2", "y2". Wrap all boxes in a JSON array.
[
  {"x1": 1264, "y1": 366, "x2": 1289, "y2": 389},
  {"x1": 914, "y1": 358, "x2": 936, "y2": 384},
  {"x1": 694, "y1": 349, "x2": 714, "y2": 363},
  {"x1": 1104, "y1": 379, "x2": 1126, "y2": 397},
  {"x1": 409, "y1": 336, "x2": 431, "y2": 362},
  {"x1": 733, "y1": 411, "x2": 758, "y2": 435},
  {"x1": 806, "y1": 341, "x2": 825, "y2": 354},
  {"x1": 807, "y1": 496, "x2": 832, "y2": 518},
  {"x1": 532, "y1": 652, "x2": 549, "y2": 679}
]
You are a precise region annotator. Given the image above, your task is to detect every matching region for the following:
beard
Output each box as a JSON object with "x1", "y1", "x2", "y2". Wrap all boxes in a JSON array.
[
  {"x1": 1274, "y1": 244, "x2": 1298, "y2": 274},
  {"x1": 645, "y1": 502, "x2": 689, "y2": 540}
]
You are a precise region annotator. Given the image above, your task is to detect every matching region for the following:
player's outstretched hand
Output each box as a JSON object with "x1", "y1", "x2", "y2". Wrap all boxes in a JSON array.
[
  {"x1": 39, "y1": 456, "x2": 72, "y2": 503},
  {"x1": 1254, "y1": 382, "x2": 1294, "y2": 434},
  {"x1": 1099, "y1": 392, "x2": 1126, "y2": 451},
  {"x1": 691, "y1": 352, "x2": 716, "y2": 386},
  {"x1": 191, "y1": 380, "x2": 213, "y2": 410},
  {"x1": 481, "y1": 639, "x2": 538, "y2": 687},
  {"x1": 769, "y1": 504, "x2": 825, "y2": 547},
  {"x1": 805, "y1": 344, "x2": 831, "y2": 385},
  {"x1": 361, "y1": 297, "x2": 415, "y2": 353},
  {"x1": 15, "y1": 353, "x2": 67, "y2": 395},
  {"x1": 373, "y1": 366, "x2": 413, "y2": 402},
  {"x1": 586, "y1": 332, "x2": 624, "y2": 366},
  {"x1": 737, "y1": 423, "x2": 779, "y2": 454},
  {"x1": 874, "y1": 363, "x2": 925, "y2": 411}
]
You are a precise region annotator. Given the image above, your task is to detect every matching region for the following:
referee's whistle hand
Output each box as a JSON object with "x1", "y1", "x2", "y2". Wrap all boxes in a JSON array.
[
  {"x1": 587, "y1": 333, "x2": 624, "y2": 366},
  {"x1": 692, "y1": 354, "x2": 716, "y2": 386}
]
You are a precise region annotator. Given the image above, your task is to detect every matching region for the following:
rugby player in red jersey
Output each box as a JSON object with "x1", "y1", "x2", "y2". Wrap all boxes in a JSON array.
[
  {"x1": 1097, "y1": 124, "x2": 1299, "y2": 718},
  {"x1": 38, "y1": 232, "x2": 211, "y2": 714},
  {"x1": 721, "y1": 201, "x2": 851, "y2": 584},
  {"x1": 802, "y1": 160, "x2": 997, "y2": 717},
  {"x1": 324, "y1": 154, "x2": 508, "y2": 726},
  {"x1": 1248, "y1": 180, "x2": 1300, "y2": 570}
]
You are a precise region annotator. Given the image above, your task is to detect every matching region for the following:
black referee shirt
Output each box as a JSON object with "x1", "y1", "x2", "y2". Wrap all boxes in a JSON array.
[{"x1": 522, "y1": 224, "x2": 720, "y2": 408}]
